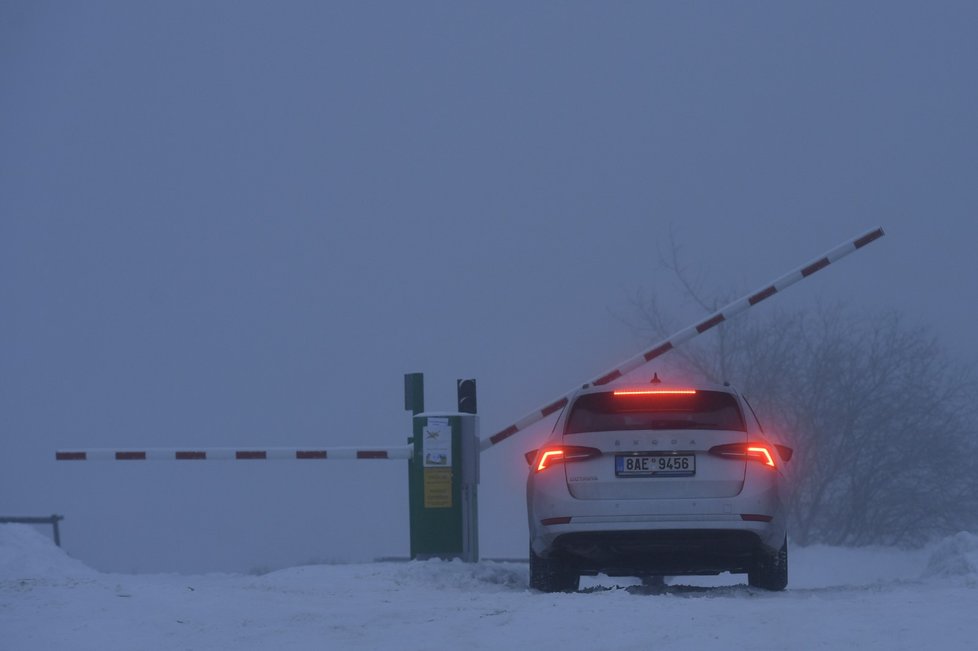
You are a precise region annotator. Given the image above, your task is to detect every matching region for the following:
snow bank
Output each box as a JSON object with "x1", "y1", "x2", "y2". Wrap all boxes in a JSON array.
[
  {"x1": 0, "y1": 524, "x2": 95, "y2": 582},
  {"x1": 4, "y1": 530, "x2": 978, "y2": 651},
  {"x1": 253, "y1": 558, "x2": 528, "y2": 595},
  {"x1": 922, "y1": 531, "x2": 978, "y2": 582},
  {"x1": 789, "y1": 542, "x2": 930, "y2": 588},
  {"x1": 379, "y1": 558, "x2": 528, "y2": 592}
]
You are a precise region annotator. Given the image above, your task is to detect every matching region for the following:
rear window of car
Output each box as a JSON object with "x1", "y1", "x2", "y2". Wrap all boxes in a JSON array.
[{"x1": 565, "y1": 390, "x2": 746, "y2": 434}]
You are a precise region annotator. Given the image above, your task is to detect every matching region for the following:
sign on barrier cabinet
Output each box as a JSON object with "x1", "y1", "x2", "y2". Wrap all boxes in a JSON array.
[
  {"x1": 422, "y1": 417, "x2": 453, "y2": 508},
  {"x1": 423, "y1": 468, "x2": 452, "y2": 508}
]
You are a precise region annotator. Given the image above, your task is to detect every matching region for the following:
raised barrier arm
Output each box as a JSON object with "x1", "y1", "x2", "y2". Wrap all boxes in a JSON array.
[{"x1": 479, "y1": 227, "x2": 885, "y2": 451}]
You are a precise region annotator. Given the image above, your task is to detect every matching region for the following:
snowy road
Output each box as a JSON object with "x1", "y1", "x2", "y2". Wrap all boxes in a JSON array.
[{"x1": 3, "y1": 526, "x2": 977, "y2": 650}]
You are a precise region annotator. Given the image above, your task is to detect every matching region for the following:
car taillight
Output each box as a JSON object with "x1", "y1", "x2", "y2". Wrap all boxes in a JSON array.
[
  {"x1": 709, "y1": 443, "x2": 777, "y2": 468},
  {"x1": 746, "y1": 446, "x2": 776, "y2": 467},
  {"x1": 534, "y1": 446, "x2": 602, "y2": 472}
]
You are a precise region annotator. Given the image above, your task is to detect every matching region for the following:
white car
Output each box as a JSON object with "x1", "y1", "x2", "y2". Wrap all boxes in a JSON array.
[{"x1": 526, "y1": 380, "x2": 791, "y2": 592}]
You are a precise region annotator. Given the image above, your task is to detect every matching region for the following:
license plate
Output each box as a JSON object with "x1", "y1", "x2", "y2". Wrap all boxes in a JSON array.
[{"x1": 615, "y1": 454, "x2": 695, "y2": 477}]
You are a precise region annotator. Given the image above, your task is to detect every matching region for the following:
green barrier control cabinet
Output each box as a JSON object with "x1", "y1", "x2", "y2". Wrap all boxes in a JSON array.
[{"x1": 405, "y1": 374, "x2": 479, "y2": 561}]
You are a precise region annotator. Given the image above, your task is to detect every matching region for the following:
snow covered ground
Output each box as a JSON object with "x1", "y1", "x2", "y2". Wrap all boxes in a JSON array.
[{"x1": 2, "y1": 525, "x2": 977, "y2": 651}]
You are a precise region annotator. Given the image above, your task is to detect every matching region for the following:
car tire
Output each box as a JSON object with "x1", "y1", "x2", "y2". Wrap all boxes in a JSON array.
[
  {"x1": 748, "y1": 536, "x2": 788, "y2": 591},
  {"x1": 529, "y1": 545, "x2": 580, "y2": 593}
]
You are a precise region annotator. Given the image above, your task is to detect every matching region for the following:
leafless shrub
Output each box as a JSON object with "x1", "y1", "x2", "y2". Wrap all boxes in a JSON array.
[{"x1": 629, "y1": 252, "x2": 978, "y2": 546}]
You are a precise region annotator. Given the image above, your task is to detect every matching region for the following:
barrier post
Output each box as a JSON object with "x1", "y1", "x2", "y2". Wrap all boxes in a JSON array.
[{"x1": 406, "y1": 374, "x2": 479, "y2": 561}]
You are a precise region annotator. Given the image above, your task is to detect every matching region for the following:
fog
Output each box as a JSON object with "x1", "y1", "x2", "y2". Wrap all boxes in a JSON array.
[{"x1": 2, "y1": 2, "x2": 976, "y2": 573}]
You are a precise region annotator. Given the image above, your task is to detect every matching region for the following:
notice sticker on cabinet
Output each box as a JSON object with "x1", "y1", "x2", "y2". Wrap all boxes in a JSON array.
[
  {"x1": 423, "y1": 468, "x2": 452, "y2": 508},
  {"x1": 423, "y1": 418, "x2": 452, "y2": 467}
]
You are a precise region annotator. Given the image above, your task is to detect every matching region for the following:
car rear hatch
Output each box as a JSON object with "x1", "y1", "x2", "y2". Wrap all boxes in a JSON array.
[{"x1": 562, "y1": 389, "x2": 747, "y2": 500}]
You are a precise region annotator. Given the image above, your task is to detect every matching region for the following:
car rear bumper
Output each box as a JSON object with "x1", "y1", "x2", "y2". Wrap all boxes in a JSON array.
[
  {"x1": 531, "y1": 515, "x2": 785, "y2": 564},
  {"x1": 548, "y1": 529, "x2": 764, "y2": 576},
  {"x1": 528, "y1": 465, "x2": 787, "y2": 564}
]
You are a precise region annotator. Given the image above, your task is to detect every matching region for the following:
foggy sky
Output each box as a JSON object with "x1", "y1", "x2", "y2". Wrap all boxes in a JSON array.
[{"x1": 2, "y1": 1, "x2": 976, "y2": 573}]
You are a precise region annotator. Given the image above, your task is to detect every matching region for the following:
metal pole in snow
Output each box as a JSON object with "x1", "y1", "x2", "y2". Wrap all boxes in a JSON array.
[
  {"x1": 52, "y1": 515, "x2": 62, "y2": 547},
  {"x1": 479, "y1": 227, "x2": 886, "y2": 452}
]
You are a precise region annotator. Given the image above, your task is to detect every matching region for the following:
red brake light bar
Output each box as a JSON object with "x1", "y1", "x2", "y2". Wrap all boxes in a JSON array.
[{"x1": 612, "y1": 389, "x2": 698, "y2": 396}]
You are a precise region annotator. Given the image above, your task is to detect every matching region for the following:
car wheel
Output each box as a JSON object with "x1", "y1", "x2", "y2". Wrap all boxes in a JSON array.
[
  {"x1": 748, "y1": 536, "x2": 788, "y2": 591},
  {"x1": 529, "y1": 545, "x2": 580, "y2": 593}
]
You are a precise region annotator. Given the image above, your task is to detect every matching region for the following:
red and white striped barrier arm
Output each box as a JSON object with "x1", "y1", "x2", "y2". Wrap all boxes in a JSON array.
[
  {"x1": 480, "y1": 227, "x2": 885, "y2": 451},
  {"x1": 55, "y1": 446, "x2": 413, "y2": 461}
]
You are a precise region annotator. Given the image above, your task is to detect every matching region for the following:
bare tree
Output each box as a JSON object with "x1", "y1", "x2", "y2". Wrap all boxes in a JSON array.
[{"x1": 629, "y1": 259, "x2": 978, "y2": 546}]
